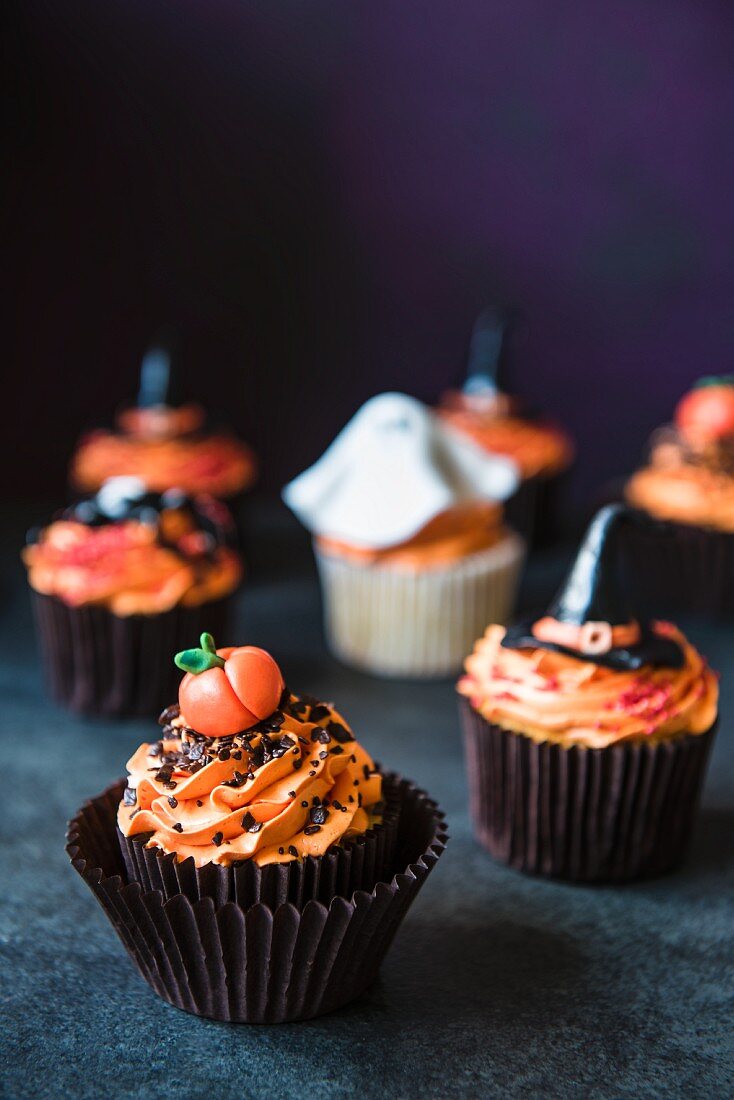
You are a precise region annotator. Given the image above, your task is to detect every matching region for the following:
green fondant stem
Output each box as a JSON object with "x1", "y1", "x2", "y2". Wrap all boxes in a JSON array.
[{"x1": 174, "y1": 633, "x2": 225, "y2": 674}]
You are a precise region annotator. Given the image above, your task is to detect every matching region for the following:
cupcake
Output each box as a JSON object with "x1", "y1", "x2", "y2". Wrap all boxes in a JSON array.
[
  {"x1": 458, "y1": 505, "x2": 718, "y2": 882},
  {"x1": 626, "y1": 375, "x2": 734, "y2": 614},
  {"x1": 67, "y1": 634, "x2": 447, "y2": 1022},
  {"x1": 24, "y1": 477, "x2": 242, "y2": 716},
  {"x1": 70, "y1": 343, "x2": 257, "y2": 499},
  {"x1": 283, "y1": 392, "x2": 525, "y2": 678},
  {"x1": 437, "y1": 308, "x2": 573, "y2": 544}
]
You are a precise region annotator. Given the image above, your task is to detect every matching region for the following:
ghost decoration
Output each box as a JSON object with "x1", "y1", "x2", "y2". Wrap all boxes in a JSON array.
[{"x1": 282, "y1": 393, "x2": 520, "y2": 549}]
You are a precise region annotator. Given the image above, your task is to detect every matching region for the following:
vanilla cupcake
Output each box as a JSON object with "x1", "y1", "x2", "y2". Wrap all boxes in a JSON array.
[
  {"x1": 437, "y1": 308, "x2": 573, "y2": 544},
  {"x1": 283, "y1": 392, "x2": 525, "y2": 678},
  {"x1": 458, "y1": 505, "x2": 718, "y2": 882},
  {"x1": 67, "y1": 634, "x2": 447, "y2": 1022}
]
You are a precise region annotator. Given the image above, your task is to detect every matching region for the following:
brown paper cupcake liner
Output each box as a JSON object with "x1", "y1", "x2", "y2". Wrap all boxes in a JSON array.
[
  {"x1": 460, "y1": 697, "x2": 717, "y2": 882},
  {"x1": 32, "y1": 591, "x2": 229, "y2": 717},
  {"x1": 116, "y1": 780, "x2": 401, "y2": 909},
  {"x1": 66, "y1": 772, "x2": 447, "y2": 1023},
  {"x1": 624, "y1": 516, "x2": 734, "y2": 618}
]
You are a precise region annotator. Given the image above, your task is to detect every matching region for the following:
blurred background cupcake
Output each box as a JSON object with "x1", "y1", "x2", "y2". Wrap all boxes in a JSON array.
[
  {"x1": 283, "y1": 391, "x2": 525, "y2": 678},
  {"x1": 625, "y1": 376, "x2": 734, "y2": 615},
  {"x1": 437, "y1": 307, "x2": 574, "y2": 546},
  {"x1": 70, "y1": 339, "x2": 258, "y2": 502},
  {"x1": 458, "y1": 505, "x2": 718, "y2": 882},
  {"x1": 23, "y1": 477, "x2": 242, "y2": 716}
]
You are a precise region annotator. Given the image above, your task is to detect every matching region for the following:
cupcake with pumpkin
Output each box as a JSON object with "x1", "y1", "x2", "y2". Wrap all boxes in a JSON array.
[
  {"x1": 283, "y1": 392, "x2": 525, "y2": 678},
  {"x1": 437, "y1": 308, "x2": 573, "y2": 544},
  {"x1": 626, "y1": 375, "x2": 734, "y2": 613},
  {"x1": 23, "y1": 477, "x2": 242, "y2": 716},
  {"x1": 67, "y1": 635, "x2": 447, "y2": 1023},
  {"x1": 458, "y1": 505, "x2": 718, "y2": 882},
  {"x1": 70, "y1": 342, "x2": 257, "y2": 500}
]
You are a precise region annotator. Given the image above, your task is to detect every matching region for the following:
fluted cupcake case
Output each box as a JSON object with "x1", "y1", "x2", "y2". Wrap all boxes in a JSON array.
[
  {"x1": 33, "y1": 592, "x2": 229, "y2": 717},
  {"x1": 117, "y1": 778, "x2": 402, "y2": 908},
  {"x1": 460, "y1": 701, "x2": 716, "y2": 881},
  {"x1": 68, "y1": 772, "x2": 446, "y2": 1024},
  {"x1": 314, "y1": 532, "x2": 525, "y2": 679}
]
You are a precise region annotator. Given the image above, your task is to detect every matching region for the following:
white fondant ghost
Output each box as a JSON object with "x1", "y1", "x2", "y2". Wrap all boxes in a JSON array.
[{"x1": 282, "y1": 393, "x2": 520, "y2": 549}]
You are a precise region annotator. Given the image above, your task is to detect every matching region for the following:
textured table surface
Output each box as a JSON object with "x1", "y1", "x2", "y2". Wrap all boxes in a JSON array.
[{"x1": 2, "y1": 503, "x2": 733, "y2": 1100}]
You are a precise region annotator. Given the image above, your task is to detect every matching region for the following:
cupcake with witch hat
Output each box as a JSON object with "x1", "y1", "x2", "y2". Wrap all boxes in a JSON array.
[
  {"x1": 70, "y1": 338, "x2": 257, "y2": 500},
  {"x1": 458, "y1": 504, "x2": 718, "y2": 882},
  {"x1": 437, "y1": 307, "x2": 573, "y2": 544},
  {"x1": 284, "y1": 392, "x2": 524, "y2": 678}
]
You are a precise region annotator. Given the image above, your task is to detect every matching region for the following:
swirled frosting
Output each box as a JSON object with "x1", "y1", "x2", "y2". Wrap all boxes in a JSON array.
[
  {"x1": 626, "y1": 428, "x2": 734, "y2": 532},
  {"x1": 459, "y1": 623, "x2": 717, "y2": 749},
  {"x1": 439, "y1": 393, "x2": 573, "y2": 480},
  {"x1": 316, "y1": 502, "x2": 506, "y2": 570},
  {"x1": 117, "y1": 693, "x2": 382, "y2": 866},
  {"x1": 23, "y1": 485, "x2": 242, "y2": 615},
  {"x1": 72, "y1": 406, "x2": 256, "y2": 498}
]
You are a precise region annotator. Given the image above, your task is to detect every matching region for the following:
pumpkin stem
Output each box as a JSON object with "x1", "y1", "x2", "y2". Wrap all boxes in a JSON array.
[{"x1": 174, "y1": 633, "x2": 225, "y2": 675}]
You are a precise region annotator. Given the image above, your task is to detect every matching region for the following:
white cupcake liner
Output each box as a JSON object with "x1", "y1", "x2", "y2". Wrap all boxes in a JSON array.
[{"x1": 314, "y1": 532, "x2": 525, "y2": 678}]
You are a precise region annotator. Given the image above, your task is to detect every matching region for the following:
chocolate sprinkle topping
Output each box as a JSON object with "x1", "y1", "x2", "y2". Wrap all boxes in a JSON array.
[
  {"x1": 167, "y1": 796, "x2": 178, "y2": 808},
  {"x1": 310, "y1": 805, "x2": 330, "y2": 826},
  {"x1": 326, "y1": 720, "x2": 353, "y2": 744},
  {"x1": 212, "y1": 832, "x2": 224, "y2": 846},
  {"x1": 158, "y1": 704, "x2": 180, "y2": 726},
  {"x1": 173, "y1": 823, "x2": 183, "y2": 833},
  {"x1": 303, "y1": 825, "x2": 321, "y2": 836}
]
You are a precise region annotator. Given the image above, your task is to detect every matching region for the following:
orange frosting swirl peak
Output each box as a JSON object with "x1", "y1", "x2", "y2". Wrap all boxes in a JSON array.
[
  {"x1": 459, "y1": 622, "x2": 717, "y2": 749},
  {"x1": 117, "y1": 693, "x2": 382, "y2": 867}
]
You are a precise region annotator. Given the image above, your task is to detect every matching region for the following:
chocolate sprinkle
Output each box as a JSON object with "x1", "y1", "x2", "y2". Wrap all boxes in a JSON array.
[
  {"x1": 303, "y1": 825, "x2": 321, "y2": 836},
  {"x1": 167, "y1": 796, "x2": 178, "y2": 808},
  {"x1": 241, "y1": 811, "x2": 262, "y2": 833},
  {"x1": 326, "y1": 720, "x2": 353, "y2": 744},
  {"x1": 288, "y1": 845, "x2": 298, "y2": 858},
  {"x1": 310, "y1": 805, "x2": 330, "y2": 826},
  {"x1": 212, "y1": 832, "x2": 224, "y2": 846},
  {"x1": 173, "y1": 823, "x2": 183, "y2": 833},
  {"x1": 309, "y1": 704, "x2": 331, "y2": 722},
  {"x1": 158, "y1": 704, "x2": 180, "y2": 726}
]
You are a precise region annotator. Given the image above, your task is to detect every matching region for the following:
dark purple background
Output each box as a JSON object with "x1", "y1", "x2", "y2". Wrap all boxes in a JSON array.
[{"x1": 6, "y1": 0, "x2": 734, "y2": 519}]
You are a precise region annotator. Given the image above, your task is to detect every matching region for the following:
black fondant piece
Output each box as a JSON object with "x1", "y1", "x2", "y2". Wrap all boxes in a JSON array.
[
  {"x1": 463, "y1": 306, "x2": 509, "y2": 396},
  {"x1": 137, "y1": 330, "x2": 184, "y2": 408},
  {"x1": 502, "y1": 504, "x2": 685, "y2": 669},
  {"x1": 54, "y1": 480, "x2": 237, "y2": 555}
]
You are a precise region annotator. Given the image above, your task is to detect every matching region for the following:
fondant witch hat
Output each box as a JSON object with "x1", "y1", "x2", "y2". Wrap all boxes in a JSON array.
[
  {"x1": 463, "y1": 307, "x2": 509, "y2": 398},
  {"x1": 137, "y1": 330, "x2": 183, "y2": 409},
  {"x1": 502, "y1": 504, "x2": 684, "y2": 670}
]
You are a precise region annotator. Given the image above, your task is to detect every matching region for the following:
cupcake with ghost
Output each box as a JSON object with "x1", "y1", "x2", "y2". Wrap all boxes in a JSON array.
[
  {"x1": 66, "y1": 634, "x2": 447, "y2": 1023},
  {"x1": 458, "y1": 505, "x2": 718, "y2": 882},
  {"x1": 23, "y1": 477, "x2": 242, "y2": 716},
  {"x1": 626, "y1": 375, "x2": 734, "y2": 613},
  {"x1": 283, "y1": 392, "x2": 525, "y2": 678},
  {"x1": 70, "y1": 341, "x2": 257, "y2": 500},
  {"x1": 437, "y1": 308, "x2": 573, "y2": 544}
]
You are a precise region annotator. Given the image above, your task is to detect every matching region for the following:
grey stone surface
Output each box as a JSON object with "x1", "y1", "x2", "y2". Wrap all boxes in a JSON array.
[{"x1": 1, "y1": 503, "x2": 733, "y2": 1099}]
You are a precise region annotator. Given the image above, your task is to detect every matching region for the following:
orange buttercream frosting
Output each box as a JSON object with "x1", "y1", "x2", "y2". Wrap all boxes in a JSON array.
[
  {"x1": 316, "y1": 502, "x2": 505, "y2": 569},
  {"x1": 23, "y1": 492, "x2": 242, "y2": 616},
  {"x1": 72, "y1": 411, "x2": 257, "y2": 498},
  {"x1": 117, "y1": 693, "x2": 382, "y2": 867},
  {"x1": 626, "y1": 458, "x2": 734, "y2": 533},
  {"x1": 439, "y1": 393, "x2": 573, "y2": 480},
  {"x1": 458, "y1": 622, "x2": 717, "y2": 749}
]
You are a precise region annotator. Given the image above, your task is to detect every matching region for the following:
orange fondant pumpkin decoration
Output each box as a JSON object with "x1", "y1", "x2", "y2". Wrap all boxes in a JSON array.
[
  {"x1": 174, "y1": 633, "x2": 284, "y2": 738},
  {"x1": 676, "y1": 378, "x2": 734, "y2": 442}
]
